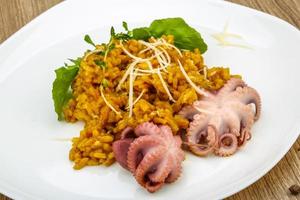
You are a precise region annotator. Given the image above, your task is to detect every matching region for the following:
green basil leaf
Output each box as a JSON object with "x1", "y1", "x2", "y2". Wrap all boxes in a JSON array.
[
  {"x1": 149, "y1": 18, "x2": 207, "y2": 53},
  {"x1": 132, "y1": 18, "x2": 207, "y2": 53},
  {"x1": 132, "y1": 27, "x2": 151, "y2": 40},
  {"x1": 52, "y1": 60, "x2": 80, "y2": 120}
]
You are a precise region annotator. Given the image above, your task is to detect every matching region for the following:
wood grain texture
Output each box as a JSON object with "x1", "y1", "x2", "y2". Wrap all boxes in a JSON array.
[{"x1": 0, "y1": 0, "x2": 299, "y2": 199}]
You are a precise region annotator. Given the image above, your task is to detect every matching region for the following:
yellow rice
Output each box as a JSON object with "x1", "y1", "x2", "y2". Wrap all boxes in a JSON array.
[{"x1": 64, "y1": 35, "x2": 235, "y2": 169}]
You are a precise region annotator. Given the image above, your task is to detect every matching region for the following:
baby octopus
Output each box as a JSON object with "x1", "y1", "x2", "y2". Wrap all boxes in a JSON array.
[
  {"x1": 179, "y1": 78, "x2": 261, "y2": 156},
  {"x1": 112, "y1": 122, "x2": 184, "y2": 193}
]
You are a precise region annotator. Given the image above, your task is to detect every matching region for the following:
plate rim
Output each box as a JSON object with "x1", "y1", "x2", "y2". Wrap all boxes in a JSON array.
[{"x1": 0, "y1": 0, "x2": 299, "y2": 199}]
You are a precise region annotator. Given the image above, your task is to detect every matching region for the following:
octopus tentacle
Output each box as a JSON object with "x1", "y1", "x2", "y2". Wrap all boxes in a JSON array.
[
  {"x1": 187, "y1": 117, "x2": 217, "y2": 156},
  {"x1": 120, "y1": 127, "x2": 135, "y2": 139},
  {"x1": 229, "y1": 86, "x2": 261, "y2": 121},
  {"x1": 166, "y1": 137, "x2": 184, "y2": 182},
  {"x1": 208, "y1": 115, "x2": 226, "y2": 136},
  {"x1": 178, "y1": 105, "x2": 199, "y2": 120},
  {"x1": 134, "y1": 146, "x2": 166, "y2": 192},
  {"x1": 112, "y1": 138, "x2": 135, "y2": 170},
  {"x1": 159, "y1": 125, "x2": 174, "y2": 141},
  {"x1": 146, "y1": 155, "x2": 173, "y2": 183},
  {"x1": 214, "y1": 133, "x2": 238, "y2": 156},
  {"x1": 238, "y1": 129, "x2": 251, "y2": 147},
  {"x1": 127, "y1": 135, "x2": 162, "y2": 173},
  {"x1": 158, "y1": 126, "x2": 184, "y2": 183},
  {"x1": 165, "y1": 159, "x2": 183, "y2": 183},
  {"x1": 218, "y1": 78, "x2": 246, "y2": 95},
  {"x1": 180, "y1": 78, "x2": 261, "y2": 157},
  {"x1": 135, "y1": 122, "x2": 161, "y2": 136},
  {"x1": 230, "y1": 103, "x2": 254, "y2": 146},
  {"x1": 114, "y1": 122, "x2": 185, "y2": 193},
  {"x1": 193, "y1": 100, "x2": 216, "y2": 114},
  {"x1": 221, "y1": 109, "x2": 241, "y2": 137}
]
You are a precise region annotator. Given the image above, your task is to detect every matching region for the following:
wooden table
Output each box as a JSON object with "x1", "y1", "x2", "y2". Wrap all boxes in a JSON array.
[{"x1": 0, "y1": 0, "x2": 299, "y2": 199}]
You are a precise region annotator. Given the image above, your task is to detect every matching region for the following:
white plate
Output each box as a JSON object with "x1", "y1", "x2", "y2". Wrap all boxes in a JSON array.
[{"x1": 0, "y1": 0, "x2": 299, "y2": 199}]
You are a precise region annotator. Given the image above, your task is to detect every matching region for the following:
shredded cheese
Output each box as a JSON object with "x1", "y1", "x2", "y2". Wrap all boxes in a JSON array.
[
  {"x1": 160, "y1": 38, "x2": 183, "y2": 57},
  {"x1": 100, "y1": 86, "x2": 121, "y2": 116},
  {"x1": 119, "y1": 41, "x2": 154, "y2": 62},
  {"x1": 203, "y1": 66, "x2": 207, "y2": 80},
  {"x1": 128, "y1": 66, "x2": 135, "y2": 117},
  {"x1": 117, "y1": 38, "x2": 215, "y2": 116},
  {"x1": 126, "y1": 89, "x2": 145, "y2": 110},
  {"x1": 138, "y1": 40, "x2": 175, "y2": 101},
  {"x1": 116, "y1": 60, "x2": 138, "y2": 91},
  {"x1": 157, "y1": 69, "x2": 175, "y2": 102},
  {"x1": 212, "y1": 22, "x2": 252, "y2": 49},
  {"x1": 177, "y1": 60, "x2": 211, "y2": 97}
]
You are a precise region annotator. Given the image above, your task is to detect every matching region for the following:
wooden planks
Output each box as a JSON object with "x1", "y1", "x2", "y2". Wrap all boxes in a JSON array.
[
  {"x1": 0, "y1": 0, "x2": 299, "y2": 199},
  {"x1": 0, "y1": 0, "x2": 61, "y2": 42}
]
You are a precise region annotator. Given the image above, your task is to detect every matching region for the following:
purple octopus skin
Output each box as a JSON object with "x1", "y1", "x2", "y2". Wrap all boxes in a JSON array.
[{"x1": 112, "y1": 122, "x2": 185, "y2": 193}]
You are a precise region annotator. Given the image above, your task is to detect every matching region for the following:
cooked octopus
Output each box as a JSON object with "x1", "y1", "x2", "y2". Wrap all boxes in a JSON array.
[
  {"x1": 112, "y1": 122, "x2": 184, "y2": 192},
  {"x1": 179, "y1": 78, "x2": 261, "y2": 156}
]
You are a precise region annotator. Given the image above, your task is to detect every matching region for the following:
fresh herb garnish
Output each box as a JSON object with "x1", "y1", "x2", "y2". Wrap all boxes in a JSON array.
[
  {"x1": 102, "y1": 79, "x2": 109, "y2": 88},
  {"x1": 132, "y1": 17, "x2": 207, "y2": 53},
  {"x1": 110, "y1": 27, "x2": 116, "y2": 37},
  {"x1": 122, "y1": 21, "x2": 129, "y2": 31},
  {"x1": 110, "y1": 22, "x2": 132, "y2": 41},
  {"x1": 96, "y1": 51, "x2": 105, "y2": 56},
  {"x1": 68, "y1": 57, "x2": 82, "y2": 66},
  {"x1": 114, "y1": 33, "x2": 132, "y2": 41},
  {"x1": 52, "y1": 58, "x2": 81, "y2": 120},
  {"x1": 108, "y1": 43, "x2": 115, "y2": 51},
  {"x1": 95, "y1": 60, "x2": 107, "y2": 69},
  {"x1": 52, "y1": 18, "x2": 208, "y2": 121},
  {"x1": 84, "y1": 34, "x2": 96, "y2": 47}
]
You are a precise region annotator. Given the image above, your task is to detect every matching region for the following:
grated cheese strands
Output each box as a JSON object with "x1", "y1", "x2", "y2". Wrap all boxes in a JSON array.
[
  {"x1": 138, "y1": 47, "x2": 151, "y2": 54},
  {"x1": 135, "y1": 65, "x2": 169, "y2": 74},
  {"x1": 157, "y1": 68, "x2": 176, "y2": 102},
  {"x1": 120, "y1": 41, "x2": 155, "y2": 62},
  {"x1": 138, "y1": 40, "x2": 175, "y2": 101},
  {"x1": 154, "y1": 49, "x2": 169, "y2": 73},
  {"x1": 204, "y1": 66, "x2": 207, "y2": 80},
  {"x1": 212, "y1": 22, "x2": 252, "y2": 49},
  {"x1": 126, "y1": 89, "x2": 146, "y2": 110},
  {"x1": 133, "y1": 72, "x2": 151, "y2": 76},
  {"x1": 118, "y1": 38, "x2": 216, "y2": 112},
  {"x1": 160, "y1": 38, "x2": 183, "y2": 57},
  {"x1": 100, "y1": 86, "x2": 121, "y2": 116},
  {"x1": 158, "y1": 46, "x2": 171, "y2": 64},
  {"x1": 138, "y1": 40, "x2": 170, "y2": 66},
  {"x1": 146, "y1": 60, "x2": 153, "y2": 70},
  {"x1": 116, "y1": 60, "x2": 138, "y2": 91},
  {"x1": 128, "y1": 66, "x2": 135, "y2": 117},
  {"x1": 134, "y1": 51, "x2": 169, "y2": 74},
  {"x1": 138, "y1": 39, "x2": 169, "y2": 54},
  {"x1": 177, "y1": 60, "x2": 211, "y2": 97}
]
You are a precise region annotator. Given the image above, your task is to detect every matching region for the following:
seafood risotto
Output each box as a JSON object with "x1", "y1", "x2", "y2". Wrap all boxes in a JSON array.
[{"x1": 52, "y1": 18, "x2": 261, "y2": 192}]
